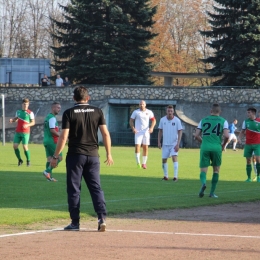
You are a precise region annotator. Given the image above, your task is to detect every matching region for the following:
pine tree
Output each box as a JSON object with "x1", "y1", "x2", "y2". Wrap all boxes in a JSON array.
[
  {"x1": 201, "y1": 0, "x2": 260, "y2": 86},
  {"x1": 51, "y1": 0, "x2": 157, "y2": 85}
]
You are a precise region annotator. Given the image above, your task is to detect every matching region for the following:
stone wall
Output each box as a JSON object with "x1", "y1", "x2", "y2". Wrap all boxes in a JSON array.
[
  {"x1": 1, "y1": 85, "x2": 259, "y2": 103},
  {"x1": 1, "y1": 85, "x2": 259, "y2": 146}
]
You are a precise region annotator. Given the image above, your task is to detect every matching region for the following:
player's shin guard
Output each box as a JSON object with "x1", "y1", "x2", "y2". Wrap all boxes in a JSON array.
[
  {"x1": 163, "y1": 163, "x2": 168, "y2": 178},
  {"x1": 24, "y1": 150, "x2": 30, "y2": 161},
  {"x1": 246, "y1": 164, "x2": 252, "y2": 179},
  {"x1": 14, "y1": 148, "x2": 21, "y2": 160},
  {"x1": 210, "y1": 173, "x2": 219, "y2": 194},
  {"x1": 200, "y1": 172, "x2": 206, "y2": 185}
]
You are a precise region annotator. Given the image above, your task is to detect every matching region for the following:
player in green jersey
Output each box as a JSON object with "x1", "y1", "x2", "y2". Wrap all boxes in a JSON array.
[
  {"x1": 9, "y1": 98, "x2": 35, "y2": 166},
  {"x1": 238, "y1": 107, "x2": 260, "y2": 182},
  {"x1": 42, "y1": 102, "x2": 63, "y2": 181},
  {"x1": 194, "y1": 103, "x2": 229, "y2": 198}
]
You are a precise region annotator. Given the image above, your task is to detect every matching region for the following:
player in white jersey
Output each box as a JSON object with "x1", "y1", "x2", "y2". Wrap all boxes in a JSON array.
[
  {"x1": 129, "y1": 100, "x2": 156, "y2": 169},
  {"x1": 158, "y1": 105, "x2": 183, "y2": 181}
]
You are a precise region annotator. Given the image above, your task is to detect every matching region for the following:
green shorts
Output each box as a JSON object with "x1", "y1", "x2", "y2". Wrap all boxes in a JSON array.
[
  {"x1": 199, "y1": 150, "x2": 222, "y2": 168},
  {"x1": 243, "y1": 144, "x2": 260, "y2": 157},
  {"x1": 13, "y1": 133, "x2": 30, "y2": 145},
  {"x1": 44, "y1": 143, "x2": 62, "y2": 158}
]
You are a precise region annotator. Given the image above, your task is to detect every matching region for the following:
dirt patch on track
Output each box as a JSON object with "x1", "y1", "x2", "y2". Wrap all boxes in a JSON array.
[{"x1": 1, "y1": 202, "x2": 260, "y2": 259}]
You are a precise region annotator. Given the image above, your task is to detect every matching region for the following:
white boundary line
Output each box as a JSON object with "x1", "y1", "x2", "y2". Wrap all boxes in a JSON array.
[{"x1": 1, "y1": 228, "x2": 260, "y2": 239}]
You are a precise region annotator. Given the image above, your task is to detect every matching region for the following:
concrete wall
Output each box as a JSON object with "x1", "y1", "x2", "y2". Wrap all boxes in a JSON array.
[{"x1": 1, "y1": 85, "x2": 259, "y2": 147}]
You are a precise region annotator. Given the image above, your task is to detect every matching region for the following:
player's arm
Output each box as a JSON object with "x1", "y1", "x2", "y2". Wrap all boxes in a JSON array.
[
  {"x1": 149, "y1": 118, "x2": 156, "y2": 133},
  {"x1": 238, "y1": 129, "x2": 246, "y2": 144},
  {"x1": 27, "y1": 119, "x2": 35, "y2": 127},
  {"x1": 50, "y1": 128, "x2": 69, "y2": 168},
  {"x1": 99, "y1": 125, "x2": 113, "y2": 166},
  {"x1": 238, "y1": 121, "x2": 246, "y2": 144},
  {"x1": 222, "y1": 128, "x2": 229, "y2": 150},
  {"x1": 174, "y1": 129, "x2": 183, "y2": 152},
  {"x1": 158, "y1": 128, "x2": 162, "y2": 149},
  {"x1": 129, "y1": 118, "x2": 137, "y2": 133},
  {"x1": 194, "y1": 128, "x2": 202, "y2": 143},
  {"x1": 9, "y1": 116, "x2": 18, "y2": 123},
  {"x1": 50, "y1": 128, "x2": 59, "y2": 137}
]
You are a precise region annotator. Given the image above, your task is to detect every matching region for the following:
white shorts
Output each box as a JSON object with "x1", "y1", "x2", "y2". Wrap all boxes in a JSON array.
[
  {"x1": 228, "y1": 133, "x2": 237, "y2": 141},
  {"x1": 135, "y1": 131, "x2": 150, "y2": 145},
  {"x1": 162, "y1": 144, "x2": 178, "y2": 159}
]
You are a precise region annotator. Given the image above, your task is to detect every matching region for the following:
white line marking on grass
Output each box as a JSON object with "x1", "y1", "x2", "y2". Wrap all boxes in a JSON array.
[
  {"x1": 31, "y1": 188, "x2": 260, "y2": 209},
  {"x1": 1, "y1": 228, "x2": 260, "y2": 240}
]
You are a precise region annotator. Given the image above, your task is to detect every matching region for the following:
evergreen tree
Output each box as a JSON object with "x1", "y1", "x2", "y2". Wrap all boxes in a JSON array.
[
  {"x1": 51, "y1": 0, "x2": 157, "y2": 85},
  {"x1": 201, "y1": 0, "x2": 260, "y2": 86}
]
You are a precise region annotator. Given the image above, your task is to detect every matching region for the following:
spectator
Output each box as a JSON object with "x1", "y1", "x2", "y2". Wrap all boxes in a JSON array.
[
  {"x1": 41, "y1": 74, "x2": 50, "y2": 86},
  {"x1": 56, "y1": 75, "x2": 64, "y2": 87},
  {"x1": 63, "y1": 77, "x2": 71, "y2": 87}
]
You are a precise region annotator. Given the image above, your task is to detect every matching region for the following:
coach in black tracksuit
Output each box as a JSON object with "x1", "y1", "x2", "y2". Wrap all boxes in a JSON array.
[{"x1": 50, "y1": 86, "x2": 113, "y2": 231}]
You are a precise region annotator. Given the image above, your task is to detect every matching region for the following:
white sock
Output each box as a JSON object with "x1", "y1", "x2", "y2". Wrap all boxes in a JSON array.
[
  {"x1": 142, "y1": 156, "x2": 148, "y2": 164},
  {"x1": 173, "y1": 162, "x2": 178, "y2": 178},
  {"x1": 163, "y1": 163, "x2": 168, "y2": 177},
  {"x1": 135, "y1": 153, "x2": 140, "y2": 164},
  {"x1": 233, "y1": 143, "x2": 237, "y2": 149}
]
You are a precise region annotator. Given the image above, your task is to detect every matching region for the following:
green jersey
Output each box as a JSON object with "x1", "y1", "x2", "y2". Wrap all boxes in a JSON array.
[
  {"x1": 43, "y1": 113, "x2": 59, "y2": 145},
  {"x1": 198, "y1": 115, "x2": 228, "y2": 151}
]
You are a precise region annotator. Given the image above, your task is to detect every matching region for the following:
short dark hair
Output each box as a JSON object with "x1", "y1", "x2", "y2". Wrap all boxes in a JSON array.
[
  {"x1": 211, "y1": 103, "x2": 221, "y2": 114},
  {"x1": 22, "y1": 98, "x2": 29, "y2": 103},
  {"x1": 52, "y1": 101, "x2": 60, "y2": 106},
  {"x1": 73, "y1": 86, "x2": 89, "y2": 102},
  {"x1": 167, "y1": 105, "x2": 174, "y2": 109},
  {"x1": 247, "y1": 107, "x2": 257, "y2": 113}
]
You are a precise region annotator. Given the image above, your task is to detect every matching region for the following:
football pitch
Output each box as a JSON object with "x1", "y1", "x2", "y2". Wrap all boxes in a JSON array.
[{"x1": 0, "y1": 143, "x2": 259, "y2": 227}]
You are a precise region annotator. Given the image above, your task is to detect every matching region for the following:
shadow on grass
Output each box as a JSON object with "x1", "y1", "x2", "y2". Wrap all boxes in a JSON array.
[{"x1": 0, "y1": 169, "x2": 260, "y2": 224}]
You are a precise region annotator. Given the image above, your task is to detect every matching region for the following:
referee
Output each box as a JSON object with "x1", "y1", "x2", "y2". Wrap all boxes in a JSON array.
[{"x1": 50, "y1": 86, "x2": 113, "y2": 231}]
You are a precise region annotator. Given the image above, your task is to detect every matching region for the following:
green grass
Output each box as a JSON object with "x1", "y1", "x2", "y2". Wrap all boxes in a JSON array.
[{"x1": 0, "y1": 143, "x2": 258, "y2": 226}]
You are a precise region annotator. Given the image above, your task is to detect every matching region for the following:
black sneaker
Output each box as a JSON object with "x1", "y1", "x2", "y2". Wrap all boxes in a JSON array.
[
  {"x1": 64, "y1": 223, "x2": 80, "y2": 231},
  {"x1": 199, "y1": 184, "x2": 206, "y2": 198},
  {"x1": 18, "y1": 159, "x2": 23, "y2": 166},
  {"x1": 27, "y1": 161, "x2": 30, "y2": 167},
  {"x1": 98, "y1": 219, "x2": 106, "y2": 232}
]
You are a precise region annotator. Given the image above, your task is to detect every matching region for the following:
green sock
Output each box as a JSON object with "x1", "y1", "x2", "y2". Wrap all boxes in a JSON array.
[
  {"x1": 45, "y1": 162, "x2": 53, "y2": 174},
  {"x1": 200, "y1": 172, "x2": 206, "y2": 185},
  {"x1": 256, "y1": 163, "x2": 260, "y2": 177},
  {"x1": 246, "y1": 164, "x2": 252, "y2": 179},
  {"x1": 210, "y1": 173, "x2": 219, "y2": 194},
  {"x1": 14, "y1": 149, "x2": 21, "y2": 160},
  {"x1": 24, "y1": 150, "x2": 30, "y2": 161}
]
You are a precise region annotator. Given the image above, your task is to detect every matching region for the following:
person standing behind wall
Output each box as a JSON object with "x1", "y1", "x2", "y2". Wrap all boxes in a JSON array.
[{"x1": 56, "y1": 74, "x2": 64, "y2": 87}]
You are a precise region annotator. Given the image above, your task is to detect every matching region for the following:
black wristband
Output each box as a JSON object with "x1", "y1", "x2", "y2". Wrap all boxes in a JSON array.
[{"x1": 52, "y1": 155, "x2": 58, "y2": 160}]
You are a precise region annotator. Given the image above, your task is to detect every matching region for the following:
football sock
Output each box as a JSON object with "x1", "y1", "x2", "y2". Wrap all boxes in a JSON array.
[
  {"x1": 135, "y1": 153, "x2": 140, "y2": 164},
  {"x1": 163, "y1": 163, "x2": 168, "y2": 177},
  {"x1": 45, "y1": 162, "x2": 53, "y2": 174},
  {"x1": 200, "y1": 172, "x2": 206, "y2": 185},
  {"x1": 14, "y1": 148, "x2": 21, "y2": 160},
  {"x1": 173, "y1": 162, "x2": 178, "y2": 178},
  {"x1": 142, "y1": 156, "x2": 148, "y2": 164},
  {"x1": 24, "y1": 150, "x2": 30, "y2": 161},
  {"x1": 256, "y1": 163, "x2": 260, "y2": 177},
  {"x1": 233, "y1": 143, "x2": 237, "y2": 149},
  {"x1": 210, "y1": 173, "x2": 219, "y2": 194},
  {"x1": 246, "y1": 164, "x2": 252, "y2": 179}
]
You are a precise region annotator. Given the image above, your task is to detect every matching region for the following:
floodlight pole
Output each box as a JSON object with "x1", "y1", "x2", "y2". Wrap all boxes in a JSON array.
[{"x1": 2, "y1": 94, "x2": 5, "y2": 145}]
